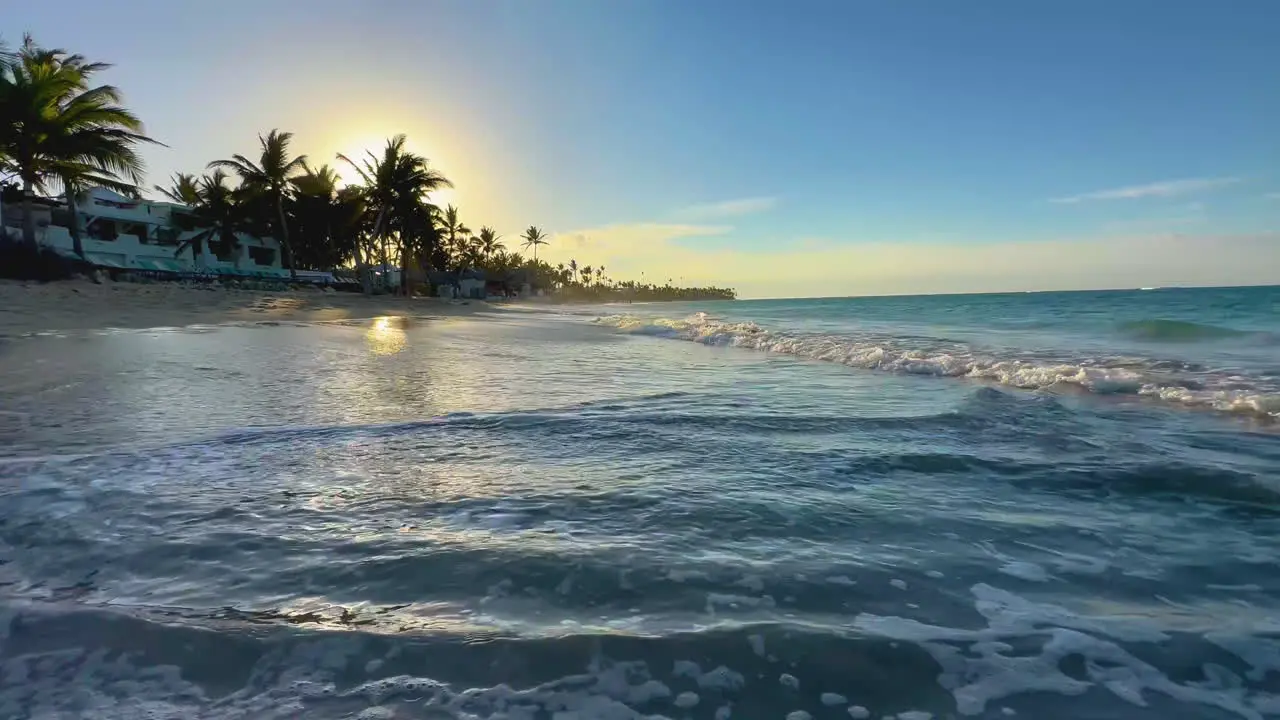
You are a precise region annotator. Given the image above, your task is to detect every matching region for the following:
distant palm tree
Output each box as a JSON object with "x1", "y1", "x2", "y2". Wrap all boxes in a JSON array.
[
  {"x1": 0, "y1": 35, "x2": 159, "y2": 254},
  {"x1": 289, "y1": 162, "x2": 339, "y2": 198},
  {"x1": 581, "y1": 266, "x2": 593, "y2": 285},
  {"x1": 339, "y1": 134, "x2": 450, "y2": 294},
  {"x1": 438, "y1": 204, "x2": 471, "y2": 266},
  {"x1": 474, "y1": 226, "x2": 503, "y2": 257},
  {"x1": 520, "y1": 226, "x2": 549, "y2": 261},
  {"x1": 568, "y1": 258, "x2": 578, "y2": 283},
  {"x1": 155, "y1": 172, "x2": 201, "y2": 205},
  {"x1": 209, "y1": 129, "x2": 307, "y2": 279},
  {"x1": 172, "y1": 169, "x2": 246, "y2": 270},
  {"x1": 597, "y1": 265, "x2": 607, "y2": 286},
  {"x1": 289, "y1": 163, "x2": 346, "y2": 270}
]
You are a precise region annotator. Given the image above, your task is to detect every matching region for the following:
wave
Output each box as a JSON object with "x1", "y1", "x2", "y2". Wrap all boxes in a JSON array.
[
  {"x1": 1118, "y1": 318, "x2": 1252, "y2": 342},
  {"x1": 595, "y1": 313, "x2": 1280, "y2": 419},
  {"x1": 5, "y1": 581, "x2": 1278, "y2": 720}
]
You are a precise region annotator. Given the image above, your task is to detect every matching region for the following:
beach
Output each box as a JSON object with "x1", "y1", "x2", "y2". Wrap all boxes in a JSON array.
[
  {"x1": 1, "y1": 285, "x2": 1279, "y2": 719},
  {"x1": 0, "y1": 278, "x2": 490, "y2": 337}
]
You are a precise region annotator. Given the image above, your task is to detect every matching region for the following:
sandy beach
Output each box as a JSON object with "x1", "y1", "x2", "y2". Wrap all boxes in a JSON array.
[{"x1": 0, "y1": 279, "x2": 491, "y2": 336}]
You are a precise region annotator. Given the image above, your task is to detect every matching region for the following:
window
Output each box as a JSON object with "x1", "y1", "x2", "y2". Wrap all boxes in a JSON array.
[
  {"x1": 213, "y1": 239, "x2": 236, "y2": 262},
  {"x1": 86, "y1": 218, "x2": 118, "y2": 241},
  {"x1": 153, "y1": 227, "x2": 181, "y2": 246},
  {"x1": 122, "y1": 222, "x2": 150, "y2": 242},
  {"x1": 50, "y1": 209, "x2": 72, "y2": 228},
  {"x1": 248, "y1": 246, "x2": 276, "y2": 267}
]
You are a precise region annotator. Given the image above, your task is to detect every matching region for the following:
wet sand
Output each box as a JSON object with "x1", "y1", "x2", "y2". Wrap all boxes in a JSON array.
[{"x1": 0, "y1": 279, "x2": 491, "y2": 336}]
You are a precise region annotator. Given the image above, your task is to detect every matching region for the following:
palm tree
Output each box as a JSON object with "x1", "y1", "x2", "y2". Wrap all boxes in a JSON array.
[
  {"x1": 209, "y1": 129, "x2": 306, "y2": 280},
  {"x1": 581, "y1": 266, "x2": 593, "y2": 286},
  {"x1": 0, "y1": 35, "x2": 158, "y2": 254},
  {"x1": 339, "y1": 134, "x2": 451, "y2": 294},
  {"x1": 520, "y1": 225, "x2": 548, "y2": 261},
  {"x1": 438, "y1": 205, "x2": 471, "y2": 266},
  {"x1": 597, "y1": 265, "x2": 607, "y2": 286},
  {"x1": 474, "y1": 226, "x2": 503, "y2": 257},
  {"x1": 568, "y1": 258, "x2": 578, "y2": 284},
  {"x1": 155, "y1": 172, "x2": 200, "y2": 205},
  {"x1": 172, "y1": 169, "x2": 246, "y2": 270}
]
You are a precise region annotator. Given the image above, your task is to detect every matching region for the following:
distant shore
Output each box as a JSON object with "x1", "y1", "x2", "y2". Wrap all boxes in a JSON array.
[{"x1": 0, "y1": 279, "x2": 491, "y2": 336}]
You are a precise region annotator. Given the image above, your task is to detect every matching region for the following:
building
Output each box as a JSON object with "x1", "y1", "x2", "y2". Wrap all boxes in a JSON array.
[{"x1": 0, "y1": 187, "x2": 288, "y2": 278}]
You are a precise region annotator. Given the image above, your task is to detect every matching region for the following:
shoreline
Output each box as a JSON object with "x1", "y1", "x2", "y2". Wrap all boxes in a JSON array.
[{"x1": 0, "y1": 279, "x2": 493, "y2": 337}]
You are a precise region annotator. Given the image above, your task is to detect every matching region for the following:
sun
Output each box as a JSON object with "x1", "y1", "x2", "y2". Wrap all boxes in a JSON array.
[
  {"x1": 426, "y1": 187, "x2": 457, "y2": 208},
  {"x1": 331, "y1": 134, "x2": 460, "y2": 208}
]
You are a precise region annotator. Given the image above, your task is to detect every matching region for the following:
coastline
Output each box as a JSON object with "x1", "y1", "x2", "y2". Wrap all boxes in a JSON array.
[{"x1": 0, "y1": 279, "x2": 493, "y2": 337}]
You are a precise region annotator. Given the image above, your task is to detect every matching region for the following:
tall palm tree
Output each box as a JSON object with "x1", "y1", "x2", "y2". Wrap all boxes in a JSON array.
[
  {"x1": 0, "y1": 35, "x2": 158, "y2": 254},
  {"x1": 209, "y1": 129, "x2": 306, "y2": 280},
  {"x1": 474, "y1": 226, "x2": 503, "y2": 257},
  {"x1": 581, "y1": 266, "x2": 593, "y2": 286},
  {"x1": 289, "y1": 162, "x2": 345, "y2": 270},
  {"x1": 438, "y1": 205, "x2": 471, "y2": 265},
  {"x1": 339, "y1": 134, "x2": 450, "y2": 294},
  {"x1": 520, "y1": 225, "x2": 548, "y2": 261},
  {"x1": 568, "y1": 258, "x2": 578, "y2": 284}
]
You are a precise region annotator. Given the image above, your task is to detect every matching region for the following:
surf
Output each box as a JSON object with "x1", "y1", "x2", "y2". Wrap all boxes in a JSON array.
[{"x1": 594, "y1": 313, "x2": 1280, "y2": 419}]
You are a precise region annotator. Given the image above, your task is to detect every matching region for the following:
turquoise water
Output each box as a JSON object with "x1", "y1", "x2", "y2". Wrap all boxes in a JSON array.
[{"x1": 1, "y1": 285, "x2": 1278, "y2": 719}]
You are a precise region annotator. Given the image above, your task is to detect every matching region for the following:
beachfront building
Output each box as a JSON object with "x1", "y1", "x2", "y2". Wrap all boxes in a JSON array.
[{"x1": 0, "y1": 187, "x2": 288, "y2": 278}]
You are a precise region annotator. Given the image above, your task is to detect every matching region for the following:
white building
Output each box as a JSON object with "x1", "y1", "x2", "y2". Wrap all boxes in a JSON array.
[{"x1": 0, "y1": 187, "x2": 288, "y2": 278}]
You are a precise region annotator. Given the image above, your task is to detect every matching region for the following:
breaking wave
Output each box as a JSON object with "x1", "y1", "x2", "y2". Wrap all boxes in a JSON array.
[{"x1": 595, "y1": 313, "x2": 1280, "y2": 419}]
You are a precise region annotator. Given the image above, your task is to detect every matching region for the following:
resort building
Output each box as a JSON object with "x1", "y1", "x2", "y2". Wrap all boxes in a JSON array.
[{"x1": 0, "y1": 187, "x2": 288, "y2": 278}]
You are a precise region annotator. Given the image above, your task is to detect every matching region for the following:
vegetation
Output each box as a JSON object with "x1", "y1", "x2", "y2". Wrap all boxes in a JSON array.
[
  {"x1": 0, "y1": 34, "x2": 735, "y2": 301},
  {"x1": 0, "y1": 33, "x2": 159, "y2": 257}
]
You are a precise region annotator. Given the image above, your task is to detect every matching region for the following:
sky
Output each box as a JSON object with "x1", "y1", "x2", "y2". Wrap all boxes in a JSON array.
[{"x1": 8, "y1": 0, "x2": 1280, "y2": 297}]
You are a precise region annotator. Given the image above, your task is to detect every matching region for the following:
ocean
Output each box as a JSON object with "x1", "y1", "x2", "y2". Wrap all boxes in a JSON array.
[{"x1": 1, "y1": 285, "x2": 1279, "y2": 719}]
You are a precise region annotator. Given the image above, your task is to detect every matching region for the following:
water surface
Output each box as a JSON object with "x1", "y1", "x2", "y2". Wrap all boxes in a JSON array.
[{"x1": 2, "y1": 287, "x2": 1279, "y2": 719}]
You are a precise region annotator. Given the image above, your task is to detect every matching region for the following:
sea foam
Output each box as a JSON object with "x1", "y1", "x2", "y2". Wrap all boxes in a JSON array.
[{"x1": 595, "y1": 313, "x2": 1280, "y2": 419}]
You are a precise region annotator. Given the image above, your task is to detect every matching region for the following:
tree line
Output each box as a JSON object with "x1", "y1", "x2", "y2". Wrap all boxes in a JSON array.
[{"x1": 0, "y1": 34, "x2": 735, "y2": 300}]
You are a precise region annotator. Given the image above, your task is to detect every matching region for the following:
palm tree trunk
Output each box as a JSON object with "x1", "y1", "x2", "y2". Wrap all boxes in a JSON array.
[
  {"x1": 352, "y1": 241, "x2": 372, "y2": 295},
  {"x1": 21, "y1": 179, "x2": 37, "y2": 248},
  {"x1": 275, "y1": 196, "x2": 297, "y2": 281},
  {"x1": 399, "y1": 237, "x2": 411, "y2": 296},
  {"x1": 65, "y1": 184, "x2": 86, "y2": 260},
  {"x1": 358, "y1": 206, "x2": 390, "y2": 296}
]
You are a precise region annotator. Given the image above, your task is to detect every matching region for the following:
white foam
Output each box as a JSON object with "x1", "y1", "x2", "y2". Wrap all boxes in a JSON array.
[
  {"x1": 821, "y1": 692, "x2": 848, "y2": 705},
  {"x1": 705, "y1": 593, "x2": 775, "y2": 614},
  {"x1": 674, "y1": 691, "x2": 700, "y2": 708},
  {"x1": 997, "y1": 561, "x2": 1050, "y2": 583},
  {"x1": 0, "y1": 639, "x2": 738, "y2": 720},
  {"x1": 786, "y1": 712, "x2": 812, "y2": 720},
  {"x1": 715, "y1": 705, "x2": 732, "y2": 720},
  {"x1": 898, "y1": 712, "x2": 933, "y2": 720},
  {"x1": 697, "y1": 666, "x2": 745, "y2": 692},
  {"x1": 848, "y1": 706, "x2": 871, "y2": 719},
  {"x1": 747, "y1": 634, "x2": 766, "y2": 657},
  {"x1": 890, "y1": 579, "x2": 908, "y2": 590},
  {"x1": 852, "y1": 583, "x2": 1275, "y2": 717},
  {"x1": 779, "y1": 673, "x2": 800, "y2": 690},
  {"x1": 594, "y1": 313, "x2": 1280, "y2": 418},
  {"x1": 826, "y1": 575, "x2": 857, "y2": 587}
]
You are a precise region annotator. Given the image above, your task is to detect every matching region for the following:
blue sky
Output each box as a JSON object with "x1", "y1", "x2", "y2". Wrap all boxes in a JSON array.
[{"x1": 9, "y1": 0, "x2": 1279, "y2": 296}]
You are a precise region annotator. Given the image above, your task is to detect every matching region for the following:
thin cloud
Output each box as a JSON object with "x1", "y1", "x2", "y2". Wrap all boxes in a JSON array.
[
  {"x1": 1051, "y1": 177, "x2": 1239, "y2": 204},
  {"x1": 1265, "y1": 191, "x2": 1280, "y2": 200},
  {"x1": 677, "y1": 196, "x2": 777, "y2": 219}
]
